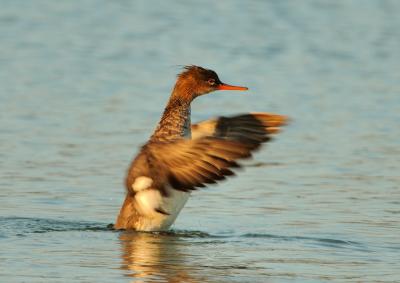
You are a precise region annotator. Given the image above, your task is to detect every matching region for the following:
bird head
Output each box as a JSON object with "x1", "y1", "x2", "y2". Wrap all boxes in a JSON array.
[{"x1": 172, "y1": 65, "x2": 248, "y2": 101}]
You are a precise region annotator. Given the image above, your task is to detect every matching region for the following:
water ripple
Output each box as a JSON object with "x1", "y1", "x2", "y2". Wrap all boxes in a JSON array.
[
  {"x1": 241, "y1": 233, "x2": 368, "y2": 251},
  {"x1": 1, "y1": 217, "x2": 369, "y2": 253},
  {"x1": 0, "y1": 217, "x2": 112, "y2": 237}
]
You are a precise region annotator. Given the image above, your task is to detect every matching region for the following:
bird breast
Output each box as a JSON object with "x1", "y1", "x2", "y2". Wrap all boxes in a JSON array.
[
  {"x1": 134, "y1": 185, "x2": 190, "y2": 231},
  {"x1": 182, "y1": 107, "x2": 191, "y2": 138}
]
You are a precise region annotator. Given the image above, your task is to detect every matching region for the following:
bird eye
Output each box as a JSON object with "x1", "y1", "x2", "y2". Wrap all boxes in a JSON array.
[{"x1": 207, "y1": 79, "x2": 216, "y2": 85}]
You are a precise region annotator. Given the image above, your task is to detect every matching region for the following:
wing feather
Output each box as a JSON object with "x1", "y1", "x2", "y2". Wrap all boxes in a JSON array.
[
  {"x1": 144, "y1": 137, "x2": 263, "y2": 192},
  {"x1": 137, "y1": 112, "x2": 288, "y2": 193},
  {"x1": 191, "y1": 112, "x2": 288, "y2": 141}
]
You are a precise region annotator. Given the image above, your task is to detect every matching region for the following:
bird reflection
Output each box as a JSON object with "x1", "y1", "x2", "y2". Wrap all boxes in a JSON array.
[{"x1": 118, "y1": 231, "x2": 205, "y2": 282}]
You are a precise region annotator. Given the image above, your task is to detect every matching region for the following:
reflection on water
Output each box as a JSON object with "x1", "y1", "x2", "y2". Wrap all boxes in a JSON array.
[{"x1": 119, "y1": 232, "x2": 201, "y2": 282}]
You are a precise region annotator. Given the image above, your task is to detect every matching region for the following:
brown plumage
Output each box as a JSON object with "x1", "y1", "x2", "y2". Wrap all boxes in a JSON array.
[{"x1": 114, "y1": 65, "x2": 288, "y2": 231}]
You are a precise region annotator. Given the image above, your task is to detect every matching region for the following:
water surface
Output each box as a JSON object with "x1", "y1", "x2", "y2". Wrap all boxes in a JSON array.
[{"x1": 1, "y1": 1, "x2": 399, "y2": 282}]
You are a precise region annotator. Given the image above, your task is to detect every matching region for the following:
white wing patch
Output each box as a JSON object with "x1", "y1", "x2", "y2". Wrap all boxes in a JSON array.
[
  {"x1": 132, "y1": 176, "x2": 153, "y2": 192},
  {"x1": 135, "y1": 189, "x2": 163, "y2": 216}
]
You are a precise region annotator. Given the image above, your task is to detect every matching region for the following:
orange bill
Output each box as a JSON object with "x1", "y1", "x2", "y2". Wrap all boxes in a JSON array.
[{"x1": 217, "y1": 83, "x2": 248, "y2": 91}]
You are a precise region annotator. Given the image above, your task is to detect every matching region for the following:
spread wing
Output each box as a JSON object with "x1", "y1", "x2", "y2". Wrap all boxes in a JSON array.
[
  {"x1": 191, "y1": 112, "x2": 288, "y2": 143},
  {"x1": 145, "y1": 137, "x2": 261, "y2": 192},
  {"x1": 138, "y1": 113, "x2": 288, "y2": 194}
]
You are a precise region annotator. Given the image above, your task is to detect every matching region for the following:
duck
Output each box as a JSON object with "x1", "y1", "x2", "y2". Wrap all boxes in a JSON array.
[{"x1": 114, "y1": 65, "x2": 288, "y2": 231}]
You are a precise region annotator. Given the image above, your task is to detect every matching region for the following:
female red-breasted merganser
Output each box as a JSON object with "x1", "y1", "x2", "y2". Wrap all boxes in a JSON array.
[{"x1": 114, "y1": 65, "x2": 287, "y2": 231}]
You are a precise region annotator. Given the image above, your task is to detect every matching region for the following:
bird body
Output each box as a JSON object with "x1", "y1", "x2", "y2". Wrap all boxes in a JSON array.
[{"x1": 114, "y1": 66, "x2": 287, "y2": 231}]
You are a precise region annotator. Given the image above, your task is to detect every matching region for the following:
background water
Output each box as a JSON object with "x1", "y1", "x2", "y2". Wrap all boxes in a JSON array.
[{"x1": 1, "y1": 0, "x2": 399, "y2": 282}]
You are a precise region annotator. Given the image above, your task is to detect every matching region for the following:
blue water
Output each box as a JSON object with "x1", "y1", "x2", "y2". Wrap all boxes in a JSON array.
[{"x1": 1, "y1": 1, "x2": 399, "y2": 282}]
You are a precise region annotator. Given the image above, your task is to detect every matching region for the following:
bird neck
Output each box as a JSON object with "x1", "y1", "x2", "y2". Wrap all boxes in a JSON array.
[{"x1": 150, "y1": 95, "x2": 192, "y2": 142}]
